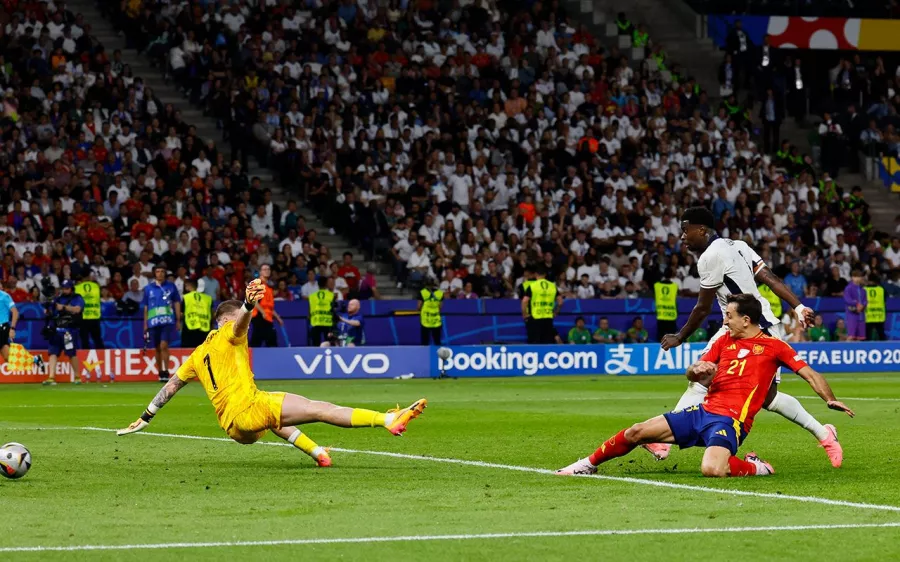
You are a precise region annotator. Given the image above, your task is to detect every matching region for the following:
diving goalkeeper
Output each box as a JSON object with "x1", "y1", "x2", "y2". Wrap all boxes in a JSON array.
[{"x1": 117, "y1": 279, "x2": 427, "y2": 466}]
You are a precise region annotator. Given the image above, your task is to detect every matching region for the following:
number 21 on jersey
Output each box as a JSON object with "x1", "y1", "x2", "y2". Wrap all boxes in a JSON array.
[{"x1": 726, "y1": 359, "x2": 747, "y2": 376}]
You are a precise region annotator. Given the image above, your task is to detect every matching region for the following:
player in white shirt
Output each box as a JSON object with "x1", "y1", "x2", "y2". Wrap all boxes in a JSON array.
[{"x1": 650, "y1": 207, "x2": 843, "y2": 467}]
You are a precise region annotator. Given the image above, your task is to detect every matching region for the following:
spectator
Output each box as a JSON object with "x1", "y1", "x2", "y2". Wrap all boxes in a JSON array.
[
  {"x1": 625, "y1": 317, "x2": 649, "y2": 343},
  {"x1": 567, "y1": 317, "x2": 592, "y2": 345},
  {"x1": 593, "y1": 317, "x2": 624, "y2": 343},
  {"x1": 808, "y1": 314, "x2": 831, "y2": 342},
  {"x1": 783, "y1": 262, "x2": 809, "y2": 298},
  {"x1": 336, "y1": 252, "x2": 361, "y2": 294}
]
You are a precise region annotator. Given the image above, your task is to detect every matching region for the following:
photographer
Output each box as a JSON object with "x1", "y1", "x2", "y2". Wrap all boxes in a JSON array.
[
  {"x1": 333, "y1": 299, "x2": 365, "y2": 347},
  {"x1": 44, "y1": 280, "x2": 84, "y2": 386}
]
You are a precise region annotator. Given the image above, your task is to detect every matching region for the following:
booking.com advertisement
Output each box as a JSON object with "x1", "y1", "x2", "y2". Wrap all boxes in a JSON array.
[{"x1": 1, "y1": 343, "x2": 899, "y2": 382}]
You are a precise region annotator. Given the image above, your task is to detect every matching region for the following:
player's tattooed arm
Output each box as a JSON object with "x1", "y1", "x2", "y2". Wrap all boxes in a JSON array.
[
  {"x1": 755, "y1": 267, "x2": 801, "y2": 308},
  {"x1": 117, "y1": 376, "x2": 187, "y2": 436},
  {"x1": 150, "y1": 377, "x2": 187, "y2": 410},
  {"x1": 756, "y1": 266, "x2": 815, "y2": 326}
]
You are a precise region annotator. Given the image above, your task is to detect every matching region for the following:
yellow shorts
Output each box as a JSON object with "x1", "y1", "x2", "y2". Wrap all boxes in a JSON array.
[{"x1": 224, "y1": 391, "x2": 286, "y2": 444}]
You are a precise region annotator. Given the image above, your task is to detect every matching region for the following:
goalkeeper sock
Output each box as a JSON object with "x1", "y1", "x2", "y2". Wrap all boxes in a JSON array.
[
  {"x1": 588, "y1": 429, "x2": 636, "y2": 466},
  {"x1": 287, "y1": 429, "x2": 323, "y2": 458},
  {"x1": 350, "y1": 409, "x2": 387, "y2": 428},
  {"x1": 673, "y1": 382, "x2": 709, "y2": 411},
  {"x1": 766, "y1": 391, "x2": 829, "y2": 441},
  {"x1": 727, "y1": 456, "x2": 757, "y2": 476}
]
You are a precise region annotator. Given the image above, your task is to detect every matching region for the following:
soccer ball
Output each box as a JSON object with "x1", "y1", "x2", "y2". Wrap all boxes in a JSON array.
[
  {"x1": 0, "y1": 442, "x2": 32, "y2": 479},
  {"x1": 437, "y1": 347, "x2": 452, "y2": 361}
]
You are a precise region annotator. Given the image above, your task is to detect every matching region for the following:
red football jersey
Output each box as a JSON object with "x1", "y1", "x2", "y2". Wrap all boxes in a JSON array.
[{"x1": 701, "y1": 331, "x2": 808, "y2": 432}]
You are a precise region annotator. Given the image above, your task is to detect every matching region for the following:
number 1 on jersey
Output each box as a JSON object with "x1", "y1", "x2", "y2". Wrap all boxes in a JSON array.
[{"x1": 203, "y1": 354, "x2": 218, "y2": 391}]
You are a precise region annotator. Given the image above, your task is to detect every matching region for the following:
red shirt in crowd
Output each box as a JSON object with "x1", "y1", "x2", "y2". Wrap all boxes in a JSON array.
[{"x1": 337, "y1": 264, "x2": 361, "y2": 290}]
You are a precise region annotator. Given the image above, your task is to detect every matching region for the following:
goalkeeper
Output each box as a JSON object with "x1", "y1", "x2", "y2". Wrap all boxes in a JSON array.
[{"x1": 118, "y1": 279, "x2": 427, "y2": 467}]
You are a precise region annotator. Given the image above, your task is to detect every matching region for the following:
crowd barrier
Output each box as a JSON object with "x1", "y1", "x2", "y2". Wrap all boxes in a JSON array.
[
  {"x1": 10, "y1": 298, "x2": 900, "y2": 348},
  {"x1": 3, "y1": 343, "x2": 898, "y2": 383}
]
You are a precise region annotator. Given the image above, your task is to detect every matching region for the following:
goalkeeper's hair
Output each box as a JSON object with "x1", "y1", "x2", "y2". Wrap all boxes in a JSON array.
[{"x1": 215, "y1": 300, "x2": 243, "y2": 323}]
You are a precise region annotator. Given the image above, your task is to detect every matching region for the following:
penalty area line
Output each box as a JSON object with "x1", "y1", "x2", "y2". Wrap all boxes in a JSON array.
[
  {"x1": 20, "y1": 425, "x2": 900, "y2": 514},
  {"x1": 3, "y1": 522, "x2": 900, "y2": 552}
]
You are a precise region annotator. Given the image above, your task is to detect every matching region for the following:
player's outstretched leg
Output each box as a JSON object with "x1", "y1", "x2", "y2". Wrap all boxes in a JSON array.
[
  {"x1": 280, "y1": 394, "x2": 427, "y2": 436},
  {"x1": 557, "y1": 415, "x2": 673, "y2": 475},
  {"x1": 765, "y1": 391, "x2": 842, "y2": 467},
  {"x1": 701, "y1": 445, "x2": 774, "y2": 478},
  {"x1": 641, "y1": 381, "x2": 709, "y2": 461},
  {"x1": 272, "y1": 426, "x2": 331, "y2": 467}
]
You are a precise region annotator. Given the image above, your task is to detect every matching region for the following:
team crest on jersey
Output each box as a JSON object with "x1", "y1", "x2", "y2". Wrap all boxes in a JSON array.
[
  {"x1": 753, "y1": 344, "x2": 765, "y2": 355},
  {"x1": 737, "y1": 349, "x2": 750, "y2": 359}
]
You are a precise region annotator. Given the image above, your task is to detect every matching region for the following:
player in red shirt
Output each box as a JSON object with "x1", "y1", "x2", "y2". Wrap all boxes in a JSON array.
[{"x1": 557, "y1": 294, "x2": 854, "y2": 477}]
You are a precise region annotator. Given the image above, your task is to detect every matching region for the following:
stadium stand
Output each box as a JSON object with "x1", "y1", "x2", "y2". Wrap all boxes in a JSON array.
[{"x1": 0, "y1": 0, "x2": 897, "y2": 310}]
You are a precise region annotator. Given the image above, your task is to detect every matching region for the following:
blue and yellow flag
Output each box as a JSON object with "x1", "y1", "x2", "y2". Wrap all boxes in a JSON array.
[{"x1": 878, "y1": 157, "x2": 900, "y2": 193}]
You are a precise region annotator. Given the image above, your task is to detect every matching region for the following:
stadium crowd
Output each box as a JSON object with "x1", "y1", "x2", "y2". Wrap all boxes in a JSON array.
[{"x1": 0, "y1": 0, "x2": 897, "y2": 318}]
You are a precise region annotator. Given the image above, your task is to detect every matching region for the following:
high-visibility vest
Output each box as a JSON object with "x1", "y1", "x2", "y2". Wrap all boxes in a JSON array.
[
  {"x1": 616, "y1": 18, "x2": 631, "y2": 32},
  {"x1": 724, "y1": 101, "x2": 740, "y2": 116},
  {"x1": 757, "y1": 284, "x2": 782, "y2": 318},
  {"x1": 183, "y1": 291, "x2": 212, "y2": 332},
  {"x1": 633, "y1": 31, "x2": 649, "y2": 47},
  {"x1": 865, "y1": 286, "x2": 885, "y2": 323},
  {"x1": 310, "y1": 289, "x2": 335, "y2": 327},
  {"x1": 654, "y1": 282, "x2": 678, "y2": 321},
  {"x1": 75, "y1": 281, "x2": 101, "y2": 320},
  {"x1": 420, "y1": 289, "x2": 444, "y2": 328},
  {"x1": 529, "y1": 279, "x2": 557, "y2": 320}
]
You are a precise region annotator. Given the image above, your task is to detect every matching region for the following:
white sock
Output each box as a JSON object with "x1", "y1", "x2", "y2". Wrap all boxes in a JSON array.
[
  {"x1": 383, "y1": 412, "x2": 396, "y2": 427},
  {"x1": 287, "y1": 429, "x2": 302, "y2": 444},
  {"x1": 766, "y1": 391, "x2": 829, "y2": 441},
  {"x1": 673, "y1": 382, "x2": 708, "y2": 411},
  {"x1": 311, "y1": 446, "x2": 326, "y2": 458}
]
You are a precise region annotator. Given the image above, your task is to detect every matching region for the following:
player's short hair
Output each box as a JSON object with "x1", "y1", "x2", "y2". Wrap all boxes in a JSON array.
[
  {"x1": 726, "y1": 294, "x2": 762, "y2": 324},
  {"x1": 681, "y1": 206, "x2": 715, "y2": 229},
  {"x1": 215, "y1": 300, "x2": 243, "y2": 323}
]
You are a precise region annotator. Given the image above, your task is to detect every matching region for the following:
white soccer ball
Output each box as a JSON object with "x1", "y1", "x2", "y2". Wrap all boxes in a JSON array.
[
  {"x1": 437, "y1": 347, "x2": 452, "y2": 361},
  {"x1": 0, "y1": 442, "x2": 32, "y2": 479}
]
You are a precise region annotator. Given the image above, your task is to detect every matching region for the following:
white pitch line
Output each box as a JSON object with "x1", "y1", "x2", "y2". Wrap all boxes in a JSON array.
[
  {"x1": 24, "y1": 426, "x2": 900, "y2": 514},
  {"x1": 797, "y1": 396, "x2": 900, "y2": 402},
  {"x1": 3, "y1": 522, "x2": 900, "y2": 553},
  {"x1": 0, "y1": 403, "x2": 148, "y2": 409}
]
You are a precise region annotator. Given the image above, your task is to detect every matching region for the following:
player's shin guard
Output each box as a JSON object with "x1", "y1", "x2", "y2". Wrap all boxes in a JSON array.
[
  {"x1": 287, "y1": 429, "x2": 326, "y2": 459},
  {"x1": 727, "y1": 456, "x2": 757, "y2": 476},
  {"x1": 674, "y1": 382, "x2": 709, "y2": 411},
  {"x1": 588, "y1": 429, "x2": 636, "y2": 466},
  {"x1": 766, "y1": 391, "x2": 829, "y2": 441},
  {"x1": 350, "y1": 409, "x2": 387, "y2": 428}
]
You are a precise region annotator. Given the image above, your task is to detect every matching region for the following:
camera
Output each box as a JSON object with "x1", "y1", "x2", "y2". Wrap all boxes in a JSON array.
[{"x1": 40, "y1": 277, "x2": 56, "y2": 300}]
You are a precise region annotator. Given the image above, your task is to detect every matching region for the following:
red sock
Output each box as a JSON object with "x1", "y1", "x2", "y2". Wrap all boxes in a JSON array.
[
  {"x1": 728, "y1": 456, "x2": 757, "y2": 476},
  {"x1": 588, "y1": 429, "x2": 635, "y2": 465}
]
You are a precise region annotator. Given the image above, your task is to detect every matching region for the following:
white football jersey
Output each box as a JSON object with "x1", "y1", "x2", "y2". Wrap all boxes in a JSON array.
[{"x1": 697, "y1": 237, "x2": 780, "y2": 328}]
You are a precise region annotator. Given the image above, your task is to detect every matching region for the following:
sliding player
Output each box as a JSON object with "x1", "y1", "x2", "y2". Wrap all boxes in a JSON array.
[
  {"x1": 117, "y1": 279, "x2": 427, "y2": 467},
  {"x1": 557, "y1": 294, "x2": 854, "y2": 477},
  {"x1": 649, "y1": 207, "x2": 843, "y2": 467}
]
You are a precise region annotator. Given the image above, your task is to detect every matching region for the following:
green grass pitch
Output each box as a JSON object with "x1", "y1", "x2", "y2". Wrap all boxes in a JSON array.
[{"x1": 2, "y1": 373, "x2": 900, "y2": 561}]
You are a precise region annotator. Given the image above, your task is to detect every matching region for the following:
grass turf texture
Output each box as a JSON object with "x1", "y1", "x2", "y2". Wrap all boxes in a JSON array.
[{"x1": 2, "y1": 373, "x2": 900, "y2": 561}]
